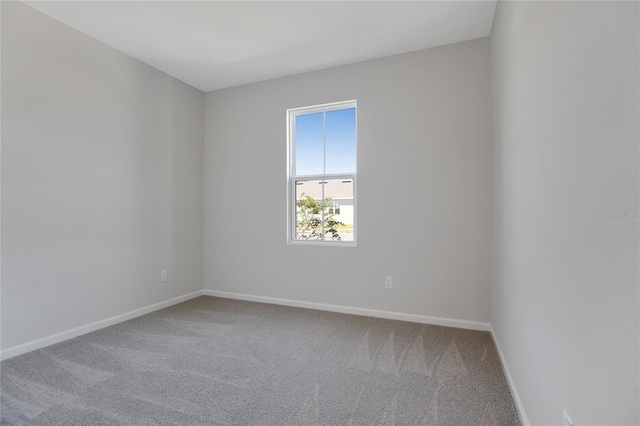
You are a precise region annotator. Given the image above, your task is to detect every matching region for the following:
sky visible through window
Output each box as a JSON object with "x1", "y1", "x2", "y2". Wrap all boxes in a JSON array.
[{"x1": 295, "y1": 108, "x2": 356, "y2": 175}]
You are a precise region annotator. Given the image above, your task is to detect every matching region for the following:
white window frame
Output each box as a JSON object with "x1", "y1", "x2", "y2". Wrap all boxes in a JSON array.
[{"x1": 287, "y1": 100, "x2": 357, "y2": 246}]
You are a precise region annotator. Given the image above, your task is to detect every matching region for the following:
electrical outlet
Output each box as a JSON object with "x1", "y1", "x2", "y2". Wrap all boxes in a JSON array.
[
  {"x1": 562, "y1": 410, "x2": 573, "y2": 426},
  {"x1": 384, "y1": 276, "x2": 393, "y2": 289},
  {"x1": 160, "y1": 270, "x2": 168, "y2": 282}
]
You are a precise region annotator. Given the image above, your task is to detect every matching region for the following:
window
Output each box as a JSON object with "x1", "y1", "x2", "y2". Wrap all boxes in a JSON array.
[
  {"x1": 329, "y1": 202, "x2": 341, "y2": 215},
  {"x1": 287, "y1": 100, "x2": 356, "y2": 245}
]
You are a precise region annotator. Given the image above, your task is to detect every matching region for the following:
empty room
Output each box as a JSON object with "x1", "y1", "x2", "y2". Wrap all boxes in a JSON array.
[{"x1": 1, "y1": 1, "x2": 638, "y2": 425}]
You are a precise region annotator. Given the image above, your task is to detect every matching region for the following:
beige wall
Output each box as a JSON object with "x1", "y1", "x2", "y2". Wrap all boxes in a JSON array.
[
  {"x1": 204, "y1": 38, "x2": 493, "y2": 323},
  {"x1": 491, "y1": 1, "x2": 639, "y2": 424},
  {"x1": 1, "y1": 2, "x2": 204, "y2": 350}
]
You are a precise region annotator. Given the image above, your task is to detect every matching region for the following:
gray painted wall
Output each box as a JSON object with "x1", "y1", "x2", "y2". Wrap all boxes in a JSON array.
[
  {"x1": 491, "y1": 1, "x2": 639, "y2": 424},
  {"x1": 1, "y1": 2, "x2": 204, "y2": 349},
  {"x1": 5, "y1": 3, "x2": 637, "y2": 424},
  {"x1": 203, "y1": 38, "x2": 493, "y2": 324}
]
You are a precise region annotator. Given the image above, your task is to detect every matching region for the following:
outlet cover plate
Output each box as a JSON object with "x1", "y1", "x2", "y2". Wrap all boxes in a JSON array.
[{"x1": 384, "y1": 276, "x2": 393, "y2": 289}]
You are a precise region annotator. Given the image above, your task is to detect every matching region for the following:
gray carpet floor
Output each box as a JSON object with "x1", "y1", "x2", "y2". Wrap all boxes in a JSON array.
[{"x1": 1, "y1": 296, "x2": 520, "y2": 425}]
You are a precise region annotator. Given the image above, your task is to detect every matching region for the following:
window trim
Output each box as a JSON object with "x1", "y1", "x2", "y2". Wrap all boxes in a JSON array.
[{"x1": 287, "y1": 100, "x2": 357, "y2": 246}]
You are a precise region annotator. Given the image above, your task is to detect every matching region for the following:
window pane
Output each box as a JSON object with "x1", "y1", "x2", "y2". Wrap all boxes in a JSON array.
[
  {"x1": 323, "y1": 179, "x2": 354, "y2": 242},
  {"x1": 295, "y1": 179, "x2": 324, "y2": 240},
  {"x1": 325, "y1": 108, "x2": 356, "y2": 174},
  {"x1": 295, "y1": 112, "x2": 324, "y2": 175},
  {"x1": 294, "y1": 178, "x2": 353, "y2": 242}
]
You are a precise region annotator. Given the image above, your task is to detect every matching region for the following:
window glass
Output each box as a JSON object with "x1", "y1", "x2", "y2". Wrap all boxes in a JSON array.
[
  {"x1": 295, "y1": 112, "x2": 324, "y2": 176},
  {"x1": 325, "y1": 108, "x2": 356, "y2": 174}
]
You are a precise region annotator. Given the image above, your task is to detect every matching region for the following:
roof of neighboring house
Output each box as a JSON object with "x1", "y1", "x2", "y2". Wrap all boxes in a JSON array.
[{"x1": 295, "y1": 179, "x2": 353, "y2": 200}]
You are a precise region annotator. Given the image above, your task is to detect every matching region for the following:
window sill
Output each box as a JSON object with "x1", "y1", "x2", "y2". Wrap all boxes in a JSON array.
[{"x1": 288, "y1": 240, "x2": 357, "y2": 248}]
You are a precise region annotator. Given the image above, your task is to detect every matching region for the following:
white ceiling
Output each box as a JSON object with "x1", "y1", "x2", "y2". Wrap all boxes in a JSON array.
[{"x1": 24, "y1": 1, "x2": 497, "y2": 92}]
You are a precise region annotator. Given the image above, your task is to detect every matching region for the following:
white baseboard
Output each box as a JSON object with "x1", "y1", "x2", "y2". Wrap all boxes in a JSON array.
[
  {"x1": 489, "y1": 325, "x2": 530, "y2": 426},
  {"x1": 1, "y1": 290, "x2": 204, "y2": 361},
  {"x1": 203, "y1": 289, "x2": 491, "y2": 331}
]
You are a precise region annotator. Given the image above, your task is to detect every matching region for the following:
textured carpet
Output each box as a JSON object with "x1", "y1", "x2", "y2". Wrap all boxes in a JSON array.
[{"x1": 1, "y1": 296, "x2": 520, "y2": 425}]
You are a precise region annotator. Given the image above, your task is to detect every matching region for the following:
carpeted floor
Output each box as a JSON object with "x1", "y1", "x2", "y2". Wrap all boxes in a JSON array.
[{"x1": 1, "y1": 296, "x2": 520, "y2": 425}]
